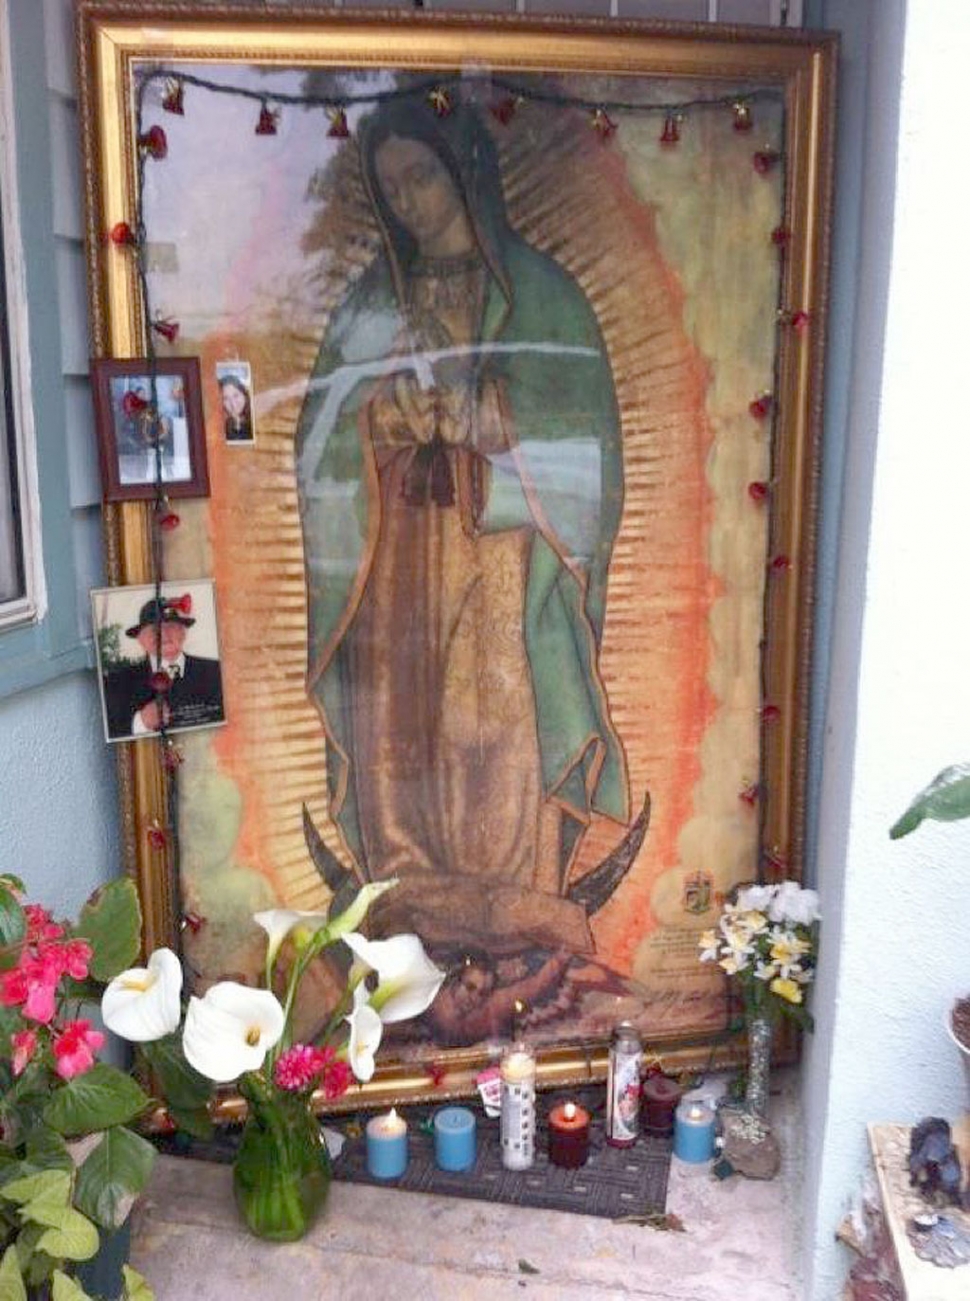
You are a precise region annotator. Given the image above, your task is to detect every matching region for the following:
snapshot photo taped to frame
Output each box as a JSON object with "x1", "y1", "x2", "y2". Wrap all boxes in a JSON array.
[{"x1": 79, "y1": 6, "x2": 835, "y2": 1091}]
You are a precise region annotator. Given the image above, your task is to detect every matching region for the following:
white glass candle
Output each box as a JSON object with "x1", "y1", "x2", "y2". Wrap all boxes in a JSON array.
[{"x1": 500, "y1": 1043, "x2": 536, "y2": 1170}]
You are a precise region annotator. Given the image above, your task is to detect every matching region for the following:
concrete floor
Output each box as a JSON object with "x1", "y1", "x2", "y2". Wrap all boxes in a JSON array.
[{"x1": 131, "y1": 1077, "x2": 803, "y2": 1300}]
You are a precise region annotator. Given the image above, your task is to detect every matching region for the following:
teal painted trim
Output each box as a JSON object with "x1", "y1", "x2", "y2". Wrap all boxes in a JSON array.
[
  {"x1": 0, "y1": 0, "x2": 89, "y2": 700},
  {"x1": 0, "y1": 635, "x2": 93, "y2": 698}
]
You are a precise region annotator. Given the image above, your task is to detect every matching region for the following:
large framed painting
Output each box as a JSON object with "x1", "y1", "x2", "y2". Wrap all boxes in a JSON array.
[{"x1": 78, "y1": 3, "x2": 835, "y2": 1107}]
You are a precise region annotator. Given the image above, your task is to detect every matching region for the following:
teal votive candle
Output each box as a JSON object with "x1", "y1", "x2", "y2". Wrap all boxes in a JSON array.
[
  {"x1": 434, "y1": 1106, "x2": 477, "y2": 1172},
  {"x1": 673, "y1": 1098, "x2": 716, "y2": 1163},
  {"x1": 366, "y1": 1108, "x2": 408, "y2": 1179}
]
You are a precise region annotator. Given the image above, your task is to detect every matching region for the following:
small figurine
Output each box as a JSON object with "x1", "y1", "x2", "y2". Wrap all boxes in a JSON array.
[{"x1": 908, "y1": 1117, "x2": 964, "y2": 1208}]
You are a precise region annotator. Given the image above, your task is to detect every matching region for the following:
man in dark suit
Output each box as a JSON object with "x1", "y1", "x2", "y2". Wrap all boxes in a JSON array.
[{"x1": 102, "y1": 595, "x2": 224, "y2": 740}]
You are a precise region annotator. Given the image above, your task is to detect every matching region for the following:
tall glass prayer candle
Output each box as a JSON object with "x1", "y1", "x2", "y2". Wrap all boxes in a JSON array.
[
  {"x1": 548, "y1": 1100, "x2": 590, "y2": 1168},
  {"x1": 500, "y1": 1041, "x2": 536, "y2": 1170},
  {"x1": 366, "y1": 1107, "x2": 408, "y2": 1179}
]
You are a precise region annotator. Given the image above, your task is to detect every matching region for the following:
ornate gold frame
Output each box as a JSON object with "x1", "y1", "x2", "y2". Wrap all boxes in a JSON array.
[{"x1": 77, "y1": 2, "x2": 836, "y2": 1113}]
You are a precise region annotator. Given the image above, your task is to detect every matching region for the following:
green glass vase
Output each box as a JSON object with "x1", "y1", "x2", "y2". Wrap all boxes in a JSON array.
[{"x1": 233, "y1": 1078, "x2": 331, "y2": 1242}]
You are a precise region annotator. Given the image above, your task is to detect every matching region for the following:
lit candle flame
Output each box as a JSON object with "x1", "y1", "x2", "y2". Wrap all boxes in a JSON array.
[
  {"x1": 687, "y1": 1103, "x2": 706, "y2": 1121},
  {"x1": 564, "y1": 1102, "x2": 576, "y2": 1121}
]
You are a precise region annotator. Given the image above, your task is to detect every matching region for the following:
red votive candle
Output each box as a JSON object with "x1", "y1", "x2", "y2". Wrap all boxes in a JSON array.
[
  {"x1": 548, "y1": 1100, "x2": 591, "y2": 1168},
  {"x1": 641, "y1": 1074, "x2": 683, "y2": 1136}
]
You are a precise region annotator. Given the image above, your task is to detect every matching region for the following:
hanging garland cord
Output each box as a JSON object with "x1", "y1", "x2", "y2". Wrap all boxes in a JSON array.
[{"x1": 123, "y1": 63, "x2": 795, "y2": 953}]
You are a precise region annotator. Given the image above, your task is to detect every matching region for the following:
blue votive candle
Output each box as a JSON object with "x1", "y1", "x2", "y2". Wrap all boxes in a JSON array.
[
  {"x1": 366, "y1": 1108, "x2": 408, "y2": 1179},
  {"x1": 433, "y1": 1106, "x2": 477, "y2": 1172},
  {"x1": 673, "y1": 1098, "x2": 716, "y2": 1164}
]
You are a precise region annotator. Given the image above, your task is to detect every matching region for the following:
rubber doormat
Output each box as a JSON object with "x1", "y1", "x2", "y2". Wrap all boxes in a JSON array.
[{"x1": 332, "y1": 1089, "x2": 671, "y2": 1221}]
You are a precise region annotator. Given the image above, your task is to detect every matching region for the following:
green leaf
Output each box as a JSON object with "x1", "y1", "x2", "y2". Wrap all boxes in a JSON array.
[
  {"x1": 0, "y1": 1245, "x2": 26, "y2": 1301},
  {"x1": 23, "y1": 1128, "x2": 73, "y2": 1174},
  {"x1": 165, "y1": 1105, "x2": 214, "y2": 1141},
  {"x1": 0, "y1": 886, "x2": 26, "y2": 974},
  {"x1": 44, "y1": 1065, "x2": 149, "y2": 1137},
  {"x1": 140, "y1": 1036, "x2": 210, "y2": 1112},
  {"x1": 890, "y1": 763, "x2": 970, "y2": 838},
  {"x1": 74, "y1": 1127, "x2": 155, "y2": 1231},
  {"x1": 122, "y1": 1264, "x2": 156, "y2": 1301},
  {"x1": 52, "y1": 1270, "x2": 95, "y2": 1301},
  {"x1": 35, "y1": 1209, "x2": 99, "y2": 1263},
  {"x1": 0, "y1": 1170, "x2": 71, "y2": 1216},
  {"x1": 73, "y1": 880, "x2": 142, "y2": 983}
]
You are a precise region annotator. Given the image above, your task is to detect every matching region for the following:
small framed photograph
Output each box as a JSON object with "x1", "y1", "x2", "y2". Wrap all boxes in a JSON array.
[
  {"x1": 215, "y1": 361, "x2": 256, "y2": 445},
  {"x1": 91, "y1": 357, "x2": 209, "y2": 501},
  {"x1": 91, "y1": 579, "x2": 226, "y2": 742}
]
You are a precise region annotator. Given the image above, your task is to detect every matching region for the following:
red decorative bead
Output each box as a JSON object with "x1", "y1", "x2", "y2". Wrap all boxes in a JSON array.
[
  {"x1": 791, "y1": 310, "x2": 810, "y2": 334},
  {"x1": 255, "y1": 103, "x2": 278, "y2": 136},
  {"x1": 425, "y1": 1062, "x2": 447, "y2": 1088},
  {"x1": 769, "y1": 554, "x2": 793, "y2": 573},
  {"x1": 732, "y1": 101, "x2": 754, "y2": 132},
  {"x1": 138, "y1": 125, "x2": 168, "y2": 160},
  {"x1": 108, "y1": 221, "x2": 137, "y2": 247},
  {"x1": 161, "y1": 80, "x2": 184, "y2": 116},
  {"x1": 162, "y1": 742, "x2": 183, "y2": 772},
  {"x1": 739, "y1": 783, "x2": 761, "y2": 808},
  {"x1": 760, "y1": 703, "x2": 781, "y2": 723},
  {"x1": 146, "y1": 825, "x2": 167, "y2": 850},
  {"x1": 490, "y1": 95, "x2": 519, "y2": 126},
  {"x1": 749, "y1": 393, "x2": 773, "y2": 420},
  {"x1": 428, "y1": 88, "x2": 452, "y2": 118},
  {"x1": 181, "y1": 911, "x2": 206, "y2": 934},
  {"x1": 158, "y1": 510, "x2": 180, "y2": 532},
  {"x1": 149, "y1": 670, "x2": 172, "y2": 694},
  {"x1": 771, "y1": 225, "x2": 791, "y2": 247},
  {"x1": 753, "y1": 148, "x2": 780, "y2": 176},
  {"x1": 152, "y1": 317, "x2": 179, "y2": 344},
  {"x1": 169, "y1": 593, "x2": 192, "y2": 615},
  {"x1": 763, "y1": 846, "x2": 788, "y2": 873},
  {"x1": 121, "y1": 390, "x2": 149, "y2": 418},
  {"x1": 591, "y1": 108, "x2": 617, "y2": 142},
  {"x1": 659, "y1": 114, "x2": 680, "y2": 147},
  {"x1": 326, "y1": 107, "x2": 349, "y2": 139},
  {"x1": 748, "y1": 481, "x2": 770, "y2": 503}
]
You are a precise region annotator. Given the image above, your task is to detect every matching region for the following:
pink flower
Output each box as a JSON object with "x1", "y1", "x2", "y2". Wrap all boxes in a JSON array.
[
  {"x1": 18, "y1": 950, "x2": 64, "y2": 1024},
  {"x1": 24, "y1": 905, "x2": 64, "y2": 943},
  {"x1": 273, "y1": 1043, "x2": 327, "y2": 1092},
  {"x1": 11, "y1": 1029, "x2": 37, "y2": 1077},
  {"x1": 52, "y1": 1019, "x2": 104, "y2": 1080},
  {"x1": 0, "y1": 966, "x2": 28, "y2": 1007},
  {"x1": 58, "y1": 938, "x2": 93, "y2": 981},
  {"x1": 320, "y1": 1058, "x2": 352, "y2": 1102}
]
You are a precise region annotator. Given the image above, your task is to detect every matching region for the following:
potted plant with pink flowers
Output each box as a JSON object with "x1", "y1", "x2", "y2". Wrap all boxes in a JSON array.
[{"x1": 0, "y1": 872, "x2": 156, "y2": 1300}]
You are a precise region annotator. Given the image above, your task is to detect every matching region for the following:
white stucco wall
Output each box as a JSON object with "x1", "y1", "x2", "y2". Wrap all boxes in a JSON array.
[
  {"x1": 0, "y1": 671, "x2": 120, "y2": 913},
  {"x1": 802, "y1": 1, "x2": 970, "y2": 1295}
]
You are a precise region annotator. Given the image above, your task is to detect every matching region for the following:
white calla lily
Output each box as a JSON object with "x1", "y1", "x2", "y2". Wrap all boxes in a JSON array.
[
  {"x1": 253, "y1": 908, "x2": 329, "y2": 968},
  {"x1": 342, "y1": 932, "x2": 445, "y2": 1024},
  {"x1": 345, "y1": 983, "x2": 383, "y2": 1082},
  {"x1": 101, "y1": 948, "x2": 183, "y2": 1043},
  {"x1": 182, "y1": 982, "x2": 285, "y2": 1083},
  {"x1": 325, "y1": 879, "x2": 399, "y2": 941}
]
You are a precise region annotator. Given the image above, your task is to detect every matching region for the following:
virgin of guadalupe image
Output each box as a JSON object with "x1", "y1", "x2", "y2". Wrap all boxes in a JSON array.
[{"x1": 296, "y1": 98, "x2": 649, "y2": 1045}]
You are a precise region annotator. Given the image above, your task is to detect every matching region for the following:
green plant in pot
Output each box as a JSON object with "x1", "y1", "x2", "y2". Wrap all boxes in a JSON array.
[
  {"x1": 891, "y1": 763, "x2": 970, "y2": 1054},
  {"x1": 0, "y1": 873, "x2": 156, "y2": 1301}
]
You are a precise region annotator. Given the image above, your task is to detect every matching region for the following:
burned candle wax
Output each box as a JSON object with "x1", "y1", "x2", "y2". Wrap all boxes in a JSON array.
[{"x1": 548, "y1": 1100, "x2": 591, "y2": 1168}]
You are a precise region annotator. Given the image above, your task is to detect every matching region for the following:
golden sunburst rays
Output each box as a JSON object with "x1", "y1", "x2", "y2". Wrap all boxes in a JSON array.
[{"x1": 496, "y1": 104, "x2": 717, "y2": 965}]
